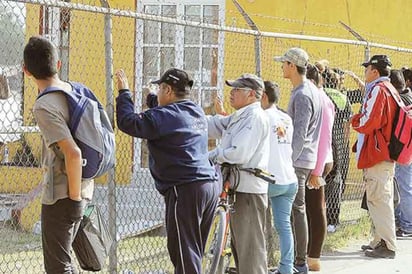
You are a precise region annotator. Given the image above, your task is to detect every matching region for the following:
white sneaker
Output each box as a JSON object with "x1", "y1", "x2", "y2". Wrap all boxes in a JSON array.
[{"x1": 327, "y1": 224, "x2": 336, "y2": 233}]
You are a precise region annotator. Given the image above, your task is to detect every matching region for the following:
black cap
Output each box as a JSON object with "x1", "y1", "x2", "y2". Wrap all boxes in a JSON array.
[
  {"x1": 225, "y1": 73, "x2": 264, "y2": 95},
  {"x1": 362, "y1": 55, "x2": 392, "y2": 68},
  {"x1": 151, "y1": 68, "x2": 194, "y2": 91}
]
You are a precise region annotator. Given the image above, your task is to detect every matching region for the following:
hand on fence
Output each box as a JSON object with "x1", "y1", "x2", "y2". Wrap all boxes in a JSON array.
[
  {"x1": 213, "y1": 92, "x2": 227, "y2": 115},
  {"x1": 344, "y1": 70, "x2": 365, "y2": 91},
  {"x1": 115, "y1": 69, "x2": 129, "y2": 91}
]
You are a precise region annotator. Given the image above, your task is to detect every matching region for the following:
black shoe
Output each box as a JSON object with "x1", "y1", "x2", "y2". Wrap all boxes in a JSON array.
[
  {"x1": 227, "y1": 267, "x2": 237, "y2": 274},
  {"x1": 268, "y1": 269, "x2": 282, "y2": 274},
  {"x1": 364, "y1": 240, "x2": 395, "y2": 259},
  {"x1": 361, "y1": 244, "x2": 373, "y2": 251},
  {"x1": 293, "y1": 264, "x2": 308, "y2": 274},
  {"x1": 396, "y1": 228, "x2": 412, "y2": 238}
]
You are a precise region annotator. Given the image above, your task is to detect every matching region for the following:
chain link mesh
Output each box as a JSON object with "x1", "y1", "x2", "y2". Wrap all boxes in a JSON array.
[{"x1": 1, "y1": 0, "x2": 412, "y2": 272}]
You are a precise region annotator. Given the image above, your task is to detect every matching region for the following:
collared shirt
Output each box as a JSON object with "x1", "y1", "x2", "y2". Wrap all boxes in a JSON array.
[{"x1": 207, "y1": 102, "x2": 270, "y2": 193}]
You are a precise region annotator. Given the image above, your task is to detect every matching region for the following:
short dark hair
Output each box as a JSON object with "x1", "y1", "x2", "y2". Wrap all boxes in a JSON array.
[
  {"x1": 23, "y1": 36, "x2": 58, "y2": 80},
  {"x1": 287, "y1": 61, "x2": 307, "y2": 75},
  {"x1": 371, "y1": 64, "x2": 390, "y2": 77},
  {"x1": 306, "y1": 64, "x2": 321, "y2": 87},
  {"x1": 296, "y1": 65, "x2": 307, "y2": 75},
  {"x1": 264, "y1": 81, "x2": 280, "y2": 104},
  {"x1": 170, "y1": 85, "x2": 190, "y2": 98},
  {"x1": 389, "y1": 69, "x2": 406, "y2": 92},
  {"x1": 402, "y1": 68, "x2": 412, "y2": 83}
]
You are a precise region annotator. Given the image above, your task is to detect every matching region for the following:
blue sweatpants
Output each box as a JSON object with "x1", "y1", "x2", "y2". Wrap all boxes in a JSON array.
[{"x1": 164, "y1": 180, "x2": 219, "y2": 274}]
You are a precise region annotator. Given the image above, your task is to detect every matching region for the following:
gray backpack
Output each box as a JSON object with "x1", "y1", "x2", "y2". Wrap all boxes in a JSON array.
[{"x1": 37, "y1": 82, "x2": 115, "y2": 179}]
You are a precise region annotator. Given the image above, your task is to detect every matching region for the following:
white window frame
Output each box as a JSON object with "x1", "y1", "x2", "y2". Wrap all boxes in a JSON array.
[
  {"x1": 133, "y1": 0, "x2": 225, "y2": 169},
  {"x1": 136, "y1": 0, "x2": 225, "y2": 97}
]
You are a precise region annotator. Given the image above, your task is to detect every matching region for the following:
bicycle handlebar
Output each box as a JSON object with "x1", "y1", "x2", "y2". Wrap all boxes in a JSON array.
[
  {"x1": 239, "y1": 168, "x2": 276, "y2": 184},
  {"x1": 219, "y1": 163, "x2": 276, "y2": 192}
]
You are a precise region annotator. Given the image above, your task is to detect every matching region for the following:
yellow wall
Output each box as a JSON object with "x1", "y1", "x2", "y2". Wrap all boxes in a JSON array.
[
  {"x1": 68, "y1": 1, "x2": 136, "y2": 184},
  {"x1": 6, "y1": 0, "x2": 412, "y2": 191},
  {"x1": 10, "y1": 1, "x2": 137, "y2": 196},
  {"x1": 4, "y1": 0, "x2": 411, "y2": 231},
  {"x1": 222, "y1": 0, "x2": 412, "y2": 102},
  {"x1": 223, "y1": 0, "x2": 412, "y2": 182},
  {"x1": 228, "y1": 0, "x2": 412, "y2": 45}
]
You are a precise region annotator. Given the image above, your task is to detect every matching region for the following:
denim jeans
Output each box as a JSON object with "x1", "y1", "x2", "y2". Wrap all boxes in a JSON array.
[
  {"x1": 269, "y1": 183, "x2": 298, "y2": 274},
  {"x1": 395, "y1": 163, "x2": 412, "y2": 233}
]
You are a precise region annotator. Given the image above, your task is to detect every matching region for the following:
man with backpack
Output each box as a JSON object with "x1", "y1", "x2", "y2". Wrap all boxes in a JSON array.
[
  {"x1": 23, "y1": 36, "x2": 95, "y2": 273},
  {"x1": 390, "y1": 69, "x2": 412, "y2": 238},
  {"x1": 351, "y1": 55, "x2": 398, "y2": 259},
  {"x1": 115, "y1": 68, "x2": 219, "y2": 274}
]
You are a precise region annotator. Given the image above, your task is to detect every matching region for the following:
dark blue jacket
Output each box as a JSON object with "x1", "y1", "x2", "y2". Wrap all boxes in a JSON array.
[{"x1": 116, "y1": 90, "x2": 217, "y2": 194}]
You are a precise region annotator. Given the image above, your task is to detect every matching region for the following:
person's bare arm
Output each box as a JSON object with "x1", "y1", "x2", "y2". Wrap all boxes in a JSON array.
[
  {"x1": 345, "y1": 70, "x2": 365, "y2": 94},
  {"x1": 213, "y1": 92, "x2": 227, "y2": 116},
  {"x1": 57, "y1": 138, "x2": 82, "y2": 201}
]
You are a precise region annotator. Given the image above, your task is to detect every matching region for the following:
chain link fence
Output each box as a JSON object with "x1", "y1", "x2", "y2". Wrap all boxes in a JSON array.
[{"x1": 1, "y1": 0, "x2": 411, "y2": 273}]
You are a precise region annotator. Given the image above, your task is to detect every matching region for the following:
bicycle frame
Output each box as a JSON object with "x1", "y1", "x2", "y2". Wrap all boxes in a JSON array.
[
  {"x1": 203, "y1": 164, "x2": 275, "y2": 273},
  {"x1": 203, "y1": 179, "x2": 235, "y2": 274},
  {"x1": 218, "y1": 180, "x2": 233, "y2": 257}
]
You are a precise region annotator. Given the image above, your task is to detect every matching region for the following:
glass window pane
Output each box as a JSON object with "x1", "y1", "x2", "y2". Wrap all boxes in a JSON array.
[
  {"x1": 184, "y1": 47, "x2": 200, "y2": 73},
  {"x1": 160, "y1": 47, "x2": 175, "y2": 73},
  {"x1": 202, "y1": 48, "x2": 218, "y2": 86},
  {"x1": 201, "y1": 89, "x2": 214, "y2": 108},
  {"x1": 162, "y1": 5, "x2": 176, "y2": 17},
  {"x1": 188, "y1": 88, "x2": 201, "y2": 106},
  {"x1": 143, "y1": 47, "x2": 158, "y2": 84},
  {"x1": 184, "y1": 5, "x2": 200, "y2": 44},
  {"x1": 161, "y1": 5, "x2": 176, "y2": 44},
  {"x1": 203, "y1": 5, "x2": 219, "y2": 44},
  {"x1": 144, "y1": 5, "x2": 158, "y2": 15},
  {"x1": 144, "y1": 5, "x2": 159, "y2": 44}
]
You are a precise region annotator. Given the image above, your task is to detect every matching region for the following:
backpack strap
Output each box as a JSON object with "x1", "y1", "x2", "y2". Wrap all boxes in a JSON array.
[
  {"x1": 37, "y1": 83, "x2": 96, "y2": 133},
  {"x1": 37, "y1": 84, "x2": 76, "y2": 102},
  {"x1": 380, "y1": 81, "x2": 407, "y2": 110}
]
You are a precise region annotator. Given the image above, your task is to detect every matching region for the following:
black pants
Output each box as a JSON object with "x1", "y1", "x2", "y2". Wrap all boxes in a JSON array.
[
  {"x1": 325, "y1": 175, "x2": 343, "y2": 225},
  {"x1": 41, "y1": 198, "x2": 86, "y2": 274},
  {"x1": 306, "y1": 186, "x2": 327, "y2": 258},
  {"x1": 164, "y1": 180, "x2": 219, "y2": 274}
]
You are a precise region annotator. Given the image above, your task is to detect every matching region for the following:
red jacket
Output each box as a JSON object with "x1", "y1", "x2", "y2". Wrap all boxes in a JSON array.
[{"x1": 351, "y1": 80, "x2": 398, "y2": 169}]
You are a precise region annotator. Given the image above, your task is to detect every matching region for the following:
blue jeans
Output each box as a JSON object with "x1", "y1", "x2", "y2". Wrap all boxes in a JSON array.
[
  {"x1": 395, "y1": 163, "x2": 412, "y2": 233},
  {"x1": 269, "y1": 183, "x2": 298, "y2": 274}
]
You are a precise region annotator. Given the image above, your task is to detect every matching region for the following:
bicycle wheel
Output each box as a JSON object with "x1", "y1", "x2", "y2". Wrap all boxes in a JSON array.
[
  {"x1": 216, "y1": 228, "x2": 231, "y2": 274},
  {"x1": 202, "y1": 206, "x2": 227, "y2": 274}
]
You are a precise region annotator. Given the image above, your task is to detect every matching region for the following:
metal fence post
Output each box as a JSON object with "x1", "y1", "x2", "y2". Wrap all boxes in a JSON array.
[
  {"x1": 232, "y1": 0, "x2": 262, "y2": 77},
  {"x1": 364, "y1": 43, "x2": 370, "y2": 63},
  {"x1": 100, "y1": 0, "x2": 117, "y2": 273},
  {"x1": 339, "y1": 21, "x2": 370, "y2": 63},
  {"x1": 3, "y1": 2, "x2": 412, "y2": 273}
]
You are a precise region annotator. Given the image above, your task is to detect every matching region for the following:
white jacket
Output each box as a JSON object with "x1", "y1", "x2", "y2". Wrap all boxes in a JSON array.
[{"x1": 207, "y1": 102, "x2": 270, "y2": 194}]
